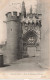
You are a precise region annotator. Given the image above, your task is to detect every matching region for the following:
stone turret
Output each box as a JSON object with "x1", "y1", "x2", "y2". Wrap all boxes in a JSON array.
[{"x1": 4, "y1": 11, "x2": 23, "y2": 64}]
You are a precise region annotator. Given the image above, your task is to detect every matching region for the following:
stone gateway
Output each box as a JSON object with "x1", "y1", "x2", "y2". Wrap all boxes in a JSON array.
[{"x1": 4, "y1": 1, "x2": 42, "y2": 64}]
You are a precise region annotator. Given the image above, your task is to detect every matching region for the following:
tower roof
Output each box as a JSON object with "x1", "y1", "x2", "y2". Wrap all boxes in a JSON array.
[
  {"x1": 21, "y1": 1, "x2": 26, "y2": 17},
  {"x1": 22, "y1": 1, "x2": 25, "y2": 5}
]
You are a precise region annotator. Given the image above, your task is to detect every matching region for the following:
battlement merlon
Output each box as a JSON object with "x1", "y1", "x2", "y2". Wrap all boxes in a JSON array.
[{"x1": 5, "y1": 11, "x2": 21, "y2": 22}]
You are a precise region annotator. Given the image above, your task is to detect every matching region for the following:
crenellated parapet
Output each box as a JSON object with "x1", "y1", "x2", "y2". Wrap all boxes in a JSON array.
[{"x1": 6, "y1": 11, "x2": 21, "y2": 22}]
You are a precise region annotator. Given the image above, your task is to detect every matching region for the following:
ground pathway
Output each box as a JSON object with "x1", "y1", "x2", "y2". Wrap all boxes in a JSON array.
[{"x1": 0, "y1": 57, "x2": 46, "y2": 72}]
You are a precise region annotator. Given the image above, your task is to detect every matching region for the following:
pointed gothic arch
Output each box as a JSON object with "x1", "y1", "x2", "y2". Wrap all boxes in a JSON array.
[{"x1": 22, "y1": 30, "x2": 38, "y2": 57}]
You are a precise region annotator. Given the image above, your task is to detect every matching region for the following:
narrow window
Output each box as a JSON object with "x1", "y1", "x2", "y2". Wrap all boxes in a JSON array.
[{"x1": 11, "y1": 28, "x2": 12, "y2": 31}]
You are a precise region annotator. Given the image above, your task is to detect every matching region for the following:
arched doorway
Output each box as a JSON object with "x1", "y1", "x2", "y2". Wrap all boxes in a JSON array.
[{"x1": 23, "y1": 30, "x2": 38, "y2": 57}]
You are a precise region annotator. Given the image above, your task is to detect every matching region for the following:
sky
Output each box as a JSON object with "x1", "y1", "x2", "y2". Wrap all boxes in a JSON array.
[{"x1": 0, "y1": 0, "x2": 38, "y2": 44}]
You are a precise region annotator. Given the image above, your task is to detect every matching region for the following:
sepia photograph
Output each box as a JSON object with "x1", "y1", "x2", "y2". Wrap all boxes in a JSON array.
[{"x1": 0, "y1": 0, "x2": 50, "y2": 79}]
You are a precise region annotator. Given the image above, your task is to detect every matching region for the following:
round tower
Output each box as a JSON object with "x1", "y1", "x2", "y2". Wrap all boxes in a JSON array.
[{"x1": 4, "y1": 11, "x2": 22, "y2": 64}]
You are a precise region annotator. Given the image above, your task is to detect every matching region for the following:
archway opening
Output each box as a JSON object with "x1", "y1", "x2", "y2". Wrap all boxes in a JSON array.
[{"x1": 23, "y1": 30, "x2": 37, "y2": 57}]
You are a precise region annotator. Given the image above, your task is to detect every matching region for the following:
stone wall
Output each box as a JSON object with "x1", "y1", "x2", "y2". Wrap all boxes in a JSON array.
[{"x1": 37, "y1": 0, "x2": 50, "y2": 69}]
